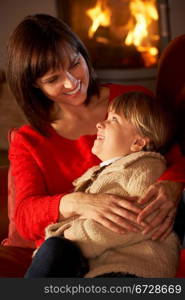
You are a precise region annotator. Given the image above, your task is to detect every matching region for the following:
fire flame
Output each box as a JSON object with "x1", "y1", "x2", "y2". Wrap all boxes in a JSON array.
[
  {"x1": 125, "y1": 0, "x2": 159, "y2": 66},
  {"x1": 86, "y1": 0, "x2": 159, "y2": 67},
  {"x1": 86, "y1": 0, "x2": 111, "y2": 39}
]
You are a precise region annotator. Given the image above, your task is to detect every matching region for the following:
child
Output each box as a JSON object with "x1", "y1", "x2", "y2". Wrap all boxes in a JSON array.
[{"x1": 45, "y1": 91, "x2": 180, "y2": 277}]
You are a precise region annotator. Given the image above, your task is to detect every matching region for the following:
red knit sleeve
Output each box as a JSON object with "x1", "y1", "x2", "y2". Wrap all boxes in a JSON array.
[
  {"x1": 158, "y1": 144, "x2": 185, "y2": 183},
  {"x1": 9, "y1": 131, "x2": 63, "y2": 241}
]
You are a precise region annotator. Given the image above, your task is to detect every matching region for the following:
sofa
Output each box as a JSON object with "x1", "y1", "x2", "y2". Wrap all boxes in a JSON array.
[
  {"x1": 0, "y1": 164, "x2": 185, "y2": 277},
  {"x1": 0, "y1": 165, "x2": 33, "y2": 277}
]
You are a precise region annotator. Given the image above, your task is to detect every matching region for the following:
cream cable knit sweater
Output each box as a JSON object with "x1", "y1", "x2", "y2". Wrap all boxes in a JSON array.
[{"x1": 46, "y1": 151, "x2": 180, "y2": 278}]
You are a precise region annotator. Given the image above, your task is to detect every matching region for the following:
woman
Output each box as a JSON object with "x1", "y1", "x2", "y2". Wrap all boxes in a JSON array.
[{"x1": 6, "y1": 14, "x2": 184, "y2": 277}]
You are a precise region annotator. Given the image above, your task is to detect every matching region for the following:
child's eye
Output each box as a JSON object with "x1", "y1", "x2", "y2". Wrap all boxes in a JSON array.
[{"x1": 112, "y1": 116, "x2": 117, "y2": 122}]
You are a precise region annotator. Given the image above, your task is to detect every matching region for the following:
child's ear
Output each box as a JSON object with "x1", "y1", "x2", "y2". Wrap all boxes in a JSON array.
[{"x1": 130, "y1": 136, "x2": 149, "y2": 152}]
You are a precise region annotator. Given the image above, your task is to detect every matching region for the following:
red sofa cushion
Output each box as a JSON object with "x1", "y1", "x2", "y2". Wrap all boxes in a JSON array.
[
  {"x1": 0, "y1": 246, "x2": 33, "y2": 277},
  {"x1": 0, "y1": 166, "x2": 9, "y2": 242},
  {"x1": 1, "y1": 165, "x2": 35, "y2": 249},
  {"x1": 176, "y1": 249, "x2": 185, "y2": 277}
]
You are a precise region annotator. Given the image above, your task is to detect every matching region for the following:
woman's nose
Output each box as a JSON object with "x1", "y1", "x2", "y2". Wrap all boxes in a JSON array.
[{"x1": 63, "y1": 72, "x2": 77, "y2": 89}]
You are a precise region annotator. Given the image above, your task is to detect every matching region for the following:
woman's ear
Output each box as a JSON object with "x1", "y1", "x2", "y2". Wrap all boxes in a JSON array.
[{"x1": 130, "y1": 136, "x2": 149, "y2": 152}]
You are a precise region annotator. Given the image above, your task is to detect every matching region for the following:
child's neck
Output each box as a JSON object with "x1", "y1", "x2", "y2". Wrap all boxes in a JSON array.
[{"x1": 100, "y1": 156, "x2": 123, "y2": 167}]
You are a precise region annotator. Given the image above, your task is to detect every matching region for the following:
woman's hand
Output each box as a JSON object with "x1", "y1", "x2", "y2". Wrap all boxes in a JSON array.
[
  {"x1": 137, "y1": 181, "x2": 183, "y2": 240},
  {"x1": 59, "y1": 192, "x2": 147, "y2": 234}
]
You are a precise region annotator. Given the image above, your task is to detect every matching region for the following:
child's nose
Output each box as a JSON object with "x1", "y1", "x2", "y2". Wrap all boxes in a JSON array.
[{"x1": 96, "y1": 122, "x2": 103, "y2": 129}]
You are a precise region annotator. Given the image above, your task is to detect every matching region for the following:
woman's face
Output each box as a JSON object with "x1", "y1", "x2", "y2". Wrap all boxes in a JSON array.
[{"x1": 36, "y1": 47, "x2": 89, "y2": 107}]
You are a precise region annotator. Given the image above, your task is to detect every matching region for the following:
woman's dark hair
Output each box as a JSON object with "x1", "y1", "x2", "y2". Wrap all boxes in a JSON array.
[{"x1": 6, "y1": 14, "x2": 99, "y2": 135}]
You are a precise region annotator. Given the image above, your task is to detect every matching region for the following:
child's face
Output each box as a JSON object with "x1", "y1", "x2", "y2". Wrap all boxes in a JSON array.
[{"x1": 92, "y1": 110, "x2": 145, "y2": 161}]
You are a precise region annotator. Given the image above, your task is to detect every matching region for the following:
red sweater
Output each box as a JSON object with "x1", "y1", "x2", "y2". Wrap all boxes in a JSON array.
[{"x1": 9, "y1": 84, "x2": 185, "y2": 247}]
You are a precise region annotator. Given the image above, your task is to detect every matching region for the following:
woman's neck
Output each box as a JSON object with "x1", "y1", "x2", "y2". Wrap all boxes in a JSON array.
[{"x1": 56, "y1": 87, "x2": 109, "y2": 120}]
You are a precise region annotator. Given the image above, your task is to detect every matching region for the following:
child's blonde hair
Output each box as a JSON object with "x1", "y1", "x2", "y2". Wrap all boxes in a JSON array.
[{"x1": 109, "y1": 91, "x2": 174, "y2": 153}]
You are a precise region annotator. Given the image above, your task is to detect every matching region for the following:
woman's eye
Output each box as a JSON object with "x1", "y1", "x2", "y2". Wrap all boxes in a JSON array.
[
  {"x1": 71, "y1": 58, "x2": 81, "y2": 68},
  {"x1": 45, "y1": 77, "x2": 58, "y2": 84},
  {"x1": 47, "y1": 79, "x2": 55, "y2": 84}
]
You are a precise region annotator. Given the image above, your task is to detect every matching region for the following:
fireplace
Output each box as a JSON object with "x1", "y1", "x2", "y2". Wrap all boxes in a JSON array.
[{"x1": 57, "y1": 0, "x2": 170, "y2": 89}]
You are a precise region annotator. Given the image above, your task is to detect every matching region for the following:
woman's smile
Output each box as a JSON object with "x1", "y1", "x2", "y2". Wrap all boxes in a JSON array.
[{"x1": 63, "y1": 80, "x2": 81, "y2": 96}]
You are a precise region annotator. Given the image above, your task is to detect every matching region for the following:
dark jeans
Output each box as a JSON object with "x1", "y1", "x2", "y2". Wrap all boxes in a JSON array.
[
  {"x1": 24, "y1": 237, "x2": 138, "y2": 278},
  {"x1": 95, "y1": 272, "x2": 138, "y2": 278},
  {"x1": 24, "y1": 237, "x2": 89, "y2": 278}
]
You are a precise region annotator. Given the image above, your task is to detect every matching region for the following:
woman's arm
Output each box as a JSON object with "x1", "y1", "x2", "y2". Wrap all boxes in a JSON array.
[
  {"x1": 9, "y1": 131, "x2": 65, "y2": 241},
  {"x1": 137, "y1": 144, "x2": 185, "y2": 240},
  {"x1": 137, "y1": 180, "x2": 183, "y2": 240}
]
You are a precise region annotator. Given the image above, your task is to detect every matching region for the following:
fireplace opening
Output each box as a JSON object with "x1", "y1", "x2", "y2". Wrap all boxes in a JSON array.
[{"x1": 57, "y1": 0, "x2": 166, "y2": 69}]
